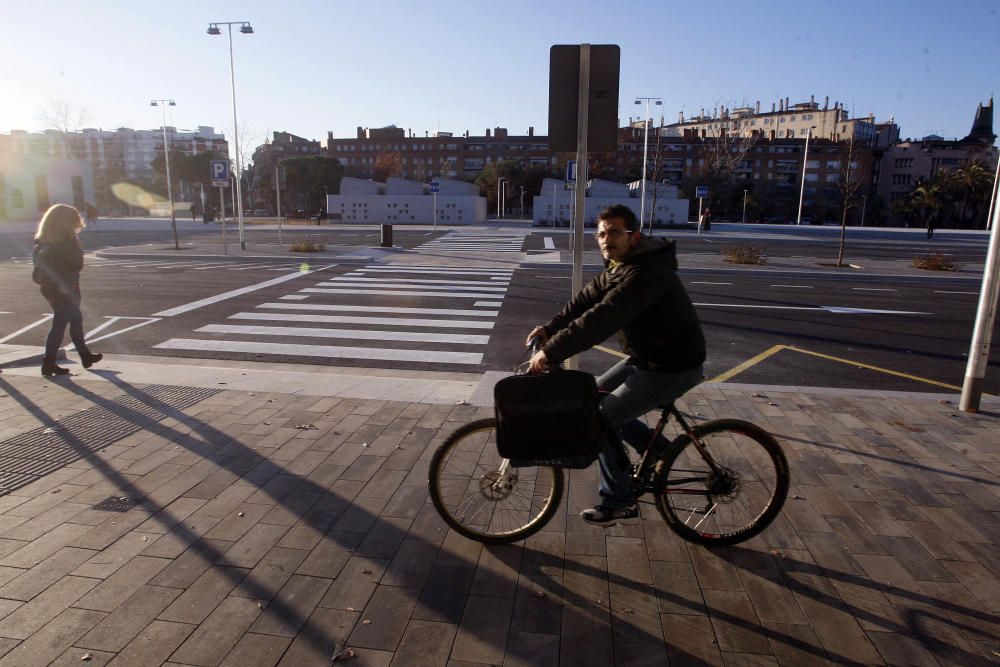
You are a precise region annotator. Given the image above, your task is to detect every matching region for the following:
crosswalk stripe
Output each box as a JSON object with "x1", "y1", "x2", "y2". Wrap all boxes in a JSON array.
[
  {"x1": 358, "y1": 269, "x2": 512, "y2": 276},
  {"x1": 316, "y1": 281, "x2": 506, "y2": 293},
  {"x1": 197, "y1": 324, "x2": 490, "y2": 345},
  {"x1": 230, "y1": 312, "x2": 494, "y2": 329},
  {"x1": 330, "y1": 277, "x2": 509, "y2": 286},
  {"x1": 154, "y1": 338, "x2": 484, "y2": 364},
  {"x1": 258, "y1": 303, "x2": 499, "y2": 317},
  {"x1": 279, "y1": 295, "x2": 309, "y2": 300},
  {"x1": 301, "y1": 288, "x2": 506, "y2": 299},
  {"x1": 474, "y1": 301, "x2": 502, "y2": 307}
]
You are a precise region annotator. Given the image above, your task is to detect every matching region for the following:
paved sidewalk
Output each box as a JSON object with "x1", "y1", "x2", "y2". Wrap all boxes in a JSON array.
[{"x1": 0, "y1": 362, "x2": 997, "y2": 666}]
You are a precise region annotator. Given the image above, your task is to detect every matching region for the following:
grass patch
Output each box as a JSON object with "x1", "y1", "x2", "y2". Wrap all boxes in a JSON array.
[
  {"x1": 912, "y1": 253, "x2": 957, "y2": 271},
  {"x1": 722, "y1": 244, "x2": 767, "y2": 265},
  {"x1": 290, "y1": 239, "x2": 326, "y2": 252}
]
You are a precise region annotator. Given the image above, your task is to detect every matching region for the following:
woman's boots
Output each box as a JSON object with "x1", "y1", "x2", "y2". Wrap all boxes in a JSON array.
[
  {"x1": 41, "y1": 352, "x2": 102, "y2": 377},
  {"x1": 41, "y1": 359, "x2": 70, "y2": 377}
]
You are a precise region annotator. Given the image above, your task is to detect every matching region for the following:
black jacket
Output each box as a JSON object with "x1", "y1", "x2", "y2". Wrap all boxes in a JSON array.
[
  {"x1": 542, "y1": 237, "x2": 705, "y2": 372},
  {"x1": 33, "y1": 237, "x2": 83, "y2": 297}
]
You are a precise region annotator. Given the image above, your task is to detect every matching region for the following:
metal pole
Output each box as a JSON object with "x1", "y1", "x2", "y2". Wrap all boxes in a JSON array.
[
  {"x1": 640, "y1": 99, "x2": 650, "y2": 231},
  {"x1": 797, "y1": 127, "x2": 811, "y2": 225},
  {"x1": 433, "y1": 191, "x2": 437, "y2": 230},
  {"x1": 226, "y1": 23, "x2": 246, "y2": 250},
  {"x1": 742, "y1": 189, "x2": 748, "y2": 224},
  {"x1": 157, "y1": 104, "x2": 179, "y2": 249},
  {"x1": 569, "y1": 44, "x2": 591, "y2": 372},
  {"x1": 231, "y1": 176, "x2": 237, "y2": 250},
  {"x1": 496, "y1": 179, "x2": 502, "y2": 218},
  {"x1": 860, "y1": 194, "x2": 868, "y2": 227},
  {"x1": 219, "y1": 185, "x2": 227, "y2": 254},
  {"x1": 697, "y1": 197, "x2": 703, "y2": 236},
  {"x1": 275, "y1": 165, "x2": 281, "y2": 218},
  {"x1": 986, "y1": 152, "x2": 1000, "y2": 231},
  {"x1": 960, "y1": 198, "x2": 1000, "y2": 411}
]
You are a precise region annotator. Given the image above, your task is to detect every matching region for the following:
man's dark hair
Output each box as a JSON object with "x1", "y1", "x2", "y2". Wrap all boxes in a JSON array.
[{"x1": 598, "y1": 204, "x2": 639, "y2": 231}]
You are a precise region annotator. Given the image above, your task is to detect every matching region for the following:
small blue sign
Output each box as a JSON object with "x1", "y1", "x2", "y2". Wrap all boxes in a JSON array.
[
  {"x1": 566, "y1": 160, "x2": 576, "y2": 182},
  {"x1": 696, "y1": 185, "x2": 709, "y2": 199},
  {"x1": 210, "y1": 160, "x2": 230, "y2": 186},
  {"x1": 429, "y1": 180, "x2": 440, "y2": 193}
]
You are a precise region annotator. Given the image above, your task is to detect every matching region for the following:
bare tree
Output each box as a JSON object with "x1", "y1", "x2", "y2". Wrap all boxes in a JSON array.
[
  {"x1": 34, "y1": 98, "x2": 92, "y2": 157},
  {"x1": 691, "y1": 105, "x2": 760, "y2": 216},
  {"x1": 644, "y1": 123, "x2": 668, "y2": 233},
  {"x1": 836, "y1": 137, "x2": 861, "y2": 267}
]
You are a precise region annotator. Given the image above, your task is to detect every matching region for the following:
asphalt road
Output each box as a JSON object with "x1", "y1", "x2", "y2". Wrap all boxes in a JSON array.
[{"x1": 1, "y1": 221, "x2": 997, "y2": 395}]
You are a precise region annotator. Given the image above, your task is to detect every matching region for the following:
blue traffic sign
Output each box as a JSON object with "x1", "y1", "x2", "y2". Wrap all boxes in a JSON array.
[
  {"x1": 429, "y1": 180, "x2": 440, "y2": 193},
  {"x1": 695, "y1": 185, "x2": 709, "y2": 199},
  {"x1": 566, "y1": 160, "x2": 576, "y2": 182},
  {"x1": 210, "y1": 160, "x2": 230, "y2": 185}
]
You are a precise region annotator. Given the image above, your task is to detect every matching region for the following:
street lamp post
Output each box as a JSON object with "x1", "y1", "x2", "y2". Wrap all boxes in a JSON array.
[
  {"x1": 742, "y1": 189, "x2": 749, "y2": 224},
  {"x1": 497, "y1": 178, "x2": 507, "y2": 219},
  {"x1": 150, "y1": 99, "x2": 179, "y2": 249},
  {"x1": 207, "y1": 20, "x2": 253, "y2": 249},
  {"x1": 520, "y1": 185, "x2": 526, "y2": 219},
  {"x1": 796, "y1": 126, "x2": 817, "y2": 225},
  {"x1": 635, "y1": 97, "x2": 662, "y2": 232}
]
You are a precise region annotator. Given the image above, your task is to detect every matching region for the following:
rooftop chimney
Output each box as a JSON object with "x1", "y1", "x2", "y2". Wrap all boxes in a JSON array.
[
  {"x1": 528, "y1": 126, "x2": 534, "y2": 136},
  {"x1": 824, "y1": 96, "x2": 829, "y2": 110},
  {"x1": 755, "y1": 100, "x2": 760, "y2": 113}
]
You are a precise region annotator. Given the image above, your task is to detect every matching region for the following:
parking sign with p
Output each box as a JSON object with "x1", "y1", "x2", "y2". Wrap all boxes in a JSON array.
[{"x1": 211, "y1": 160, "x2": 230, "y2": 187}]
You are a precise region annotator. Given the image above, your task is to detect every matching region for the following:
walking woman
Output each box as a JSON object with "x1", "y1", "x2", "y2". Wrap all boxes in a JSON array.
[{"x1": 33, "y1": 204, "x2": 102, "y2": 376}]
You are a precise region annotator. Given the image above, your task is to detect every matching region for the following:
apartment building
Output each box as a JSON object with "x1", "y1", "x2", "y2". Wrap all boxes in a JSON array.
[{"x1": 325, "y1": 126, "x2": 555, "y2": 181}]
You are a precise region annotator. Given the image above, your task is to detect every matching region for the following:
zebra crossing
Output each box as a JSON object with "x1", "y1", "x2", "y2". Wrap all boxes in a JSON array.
[
  {"x1": 153, "y1": 263, "x2": 514, "y2": 366},
  {"x1": 412, "y1": 231, "x2": 527, "y2": 253}
]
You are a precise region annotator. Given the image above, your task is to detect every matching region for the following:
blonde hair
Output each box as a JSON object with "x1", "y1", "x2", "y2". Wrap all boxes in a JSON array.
[{"x1": 35, "y1": 204, "x2": 84, "y2": 243}]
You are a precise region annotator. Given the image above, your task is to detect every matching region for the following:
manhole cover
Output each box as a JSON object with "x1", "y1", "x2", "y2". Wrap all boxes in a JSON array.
[{"x1": 92, "y1": 496, "x2": 138, "y2": 512}]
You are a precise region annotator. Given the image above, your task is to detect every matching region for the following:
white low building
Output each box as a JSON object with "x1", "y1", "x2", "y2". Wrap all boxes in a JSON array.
[
  {"x1": 327, "y1": 176, "x2": 486, "y2": 224},
  {"x1": 533, "y1": 178, "x2": 688, "y2": 226},
  {"x1": 0, "y1": 152, "x2": 94, "y2": 220}
]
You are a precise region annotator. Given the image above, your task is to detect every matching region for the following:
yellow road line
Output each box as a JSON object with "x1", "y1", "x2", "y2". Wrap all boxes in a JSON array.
[
  {"x1": 594, "y1": 345, "x2": 628, "y2": 359},
  {"x1": 708, "y1": 344, "x2": 787, "y2": 383},
  {"x1": 784, "y1": 345, "x2": 966, "y2": 392}
]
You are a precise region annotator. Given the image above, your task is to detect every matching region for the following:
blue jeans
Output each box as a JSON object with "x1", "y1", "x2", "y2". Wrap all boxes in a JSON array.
[
  {"x1": 43, "y1": 289, "x2": 90, "y2": 363},
  {"x1": 595, "y1": 359, "x2": 703, "y2": 509}
]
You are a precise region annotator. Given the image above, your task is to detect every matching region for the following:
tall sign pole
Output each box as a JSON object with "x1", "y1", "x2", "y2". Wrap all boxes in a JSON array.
[{"x1": 960, "y1": 201, "x2": 1000, "y2": 411}]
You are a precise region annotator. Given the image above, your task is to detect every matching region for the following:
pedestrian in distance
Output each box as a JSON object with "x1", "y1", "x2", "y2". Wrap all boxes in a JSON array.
[
  {"x1": 699, "y1": 207, "x2": 712, "y2": 232},
  {"x1": 526, "y1": 204, "x2": 706, "y2": 525},
  {"x1": 84, "y1": 202, "x2": 99, "y2": 232},
  {"x1": 926, "y1": 211, "x2": 937, "y2": 240},
  {"x1": 32, "y1": 204, "x2": 102, "y2": 377}
]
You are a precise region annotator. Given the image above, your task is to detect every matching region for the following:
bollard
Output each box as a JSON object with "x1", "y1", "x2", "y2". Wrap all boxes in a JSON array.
[{"x1": 380, "y1": 224, "x2": 393, "y2": 248}]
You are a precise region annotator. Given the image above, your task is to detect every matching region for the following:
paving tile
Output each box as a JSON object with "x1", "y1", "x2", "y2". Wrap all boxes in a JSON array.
[
  {"x1": 0, "y1": 607, "x2": 105, "y2": 667},
  {"x1": 660, "y1": 613, "x2": 723, "y2": 666},
  {"x1": 347, "y1": 584, "x2": 419, "y2": 651},
  {"x1": 0, "y1": 521, "x2": 93, "y2": 569},
  {"x1": 449, "y1": 594, "x2": 513, "y2": 665},
  {"x1": 502, "y1": 630, "x2": 559, "y2": 667},
  {"x1": 216, "y1": 522, "x2": 290, "y2": 568},
  {"x1": 106, "y1": 619, "x2": 195, "y2": 667},
  {"x1": 0, "y1": 546, "x2": 94, "y2": 601},
  {"x1": 73, "y1": 554, "x2": 171, "y2": 612},
  {"x1": 940, "y1": 560, "x2": 1000, "y2": 613},
  {"x1": 762, "y1": 621, "x2": 831, "y2": 666},
  {"x1": 49, "y1": 647, "x2": 115, "y2": 666},
  {"x1": 77, "y1": 585, "x2": 182, "y2": 652},
  {"x1": 158, "y1": 566, "x2": 249, "y2": 625},
  {"x1": 149, "y1": 539, "x2": 233, "y2": 589},
  {"x1": 867, "y1": 630, "x2": 940, "y2": 666},
  {"x1": 295, "y1": 530, "x2": 363, "y2": 578},
  {"x1": 558, "y1": 555, "x2": 613, "y2": 667},
  {"x1": 274, "y1": 607, "x2": 358, "y2": 666},
  {"x1": 0, "y1": 575, "x2": 98, "y2": 640},
  {"x1": 318, "y1": 555, "x2": 387, "y2": 611},
  {"x1": 250, "y1": 574, "x2": 331, "y2": 637},
  {"x1": 218, "y1": 632, "x2": 291, "y2": 667},
  {"x1": 389, "y1": 619, "x2": 456, "y2": 666},
  {"x1": 412, "y1": 564, "x2": 475, "y2": 625},
  {"x1": 72, "y1": 531, "x2": 161, "y2": 579},
  {"x1": 380, "y1": 537, "x2": 439, "y2": 589},
  {"x1": 230, "y1": 546, "x2": 309, "y2": 602},
  {"x1": 170, "y1": 595, "x2": 262, "y2": 665}
]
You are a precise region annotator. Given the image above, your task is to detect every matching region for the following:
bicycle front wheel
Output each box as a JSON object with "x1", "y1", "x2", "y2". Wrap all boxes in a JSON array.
[
  {"x1": 428, "y1": 418, "x2": 564, "y2": 544},
  {"x1": 655, "y1": 418, "x2": 789, "y2": 546}
]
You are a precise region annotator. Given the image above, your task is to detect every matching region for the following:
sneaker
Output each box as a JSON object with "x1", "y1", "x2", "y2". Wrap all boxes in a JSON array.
[{"x1": 580, "y1": 504, "x2": 639, "y2": 526}]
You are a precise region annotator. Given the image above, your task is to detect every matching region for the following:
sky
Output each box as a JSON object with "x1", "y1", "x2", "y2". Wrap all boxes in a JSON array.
[{"x1": 2, "y1": 0, "x2": 999, "y2": 153}]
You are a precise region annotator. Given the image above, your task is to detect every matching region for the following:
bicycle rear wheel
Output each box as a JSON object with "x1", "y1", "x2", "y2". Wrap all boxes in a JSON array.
[
  {"x1": 655, "y1": 418, "x2": 789, "y2": 546},
  {"x1": 428, "y1": 418, "x2": 564, "y2": 544}
]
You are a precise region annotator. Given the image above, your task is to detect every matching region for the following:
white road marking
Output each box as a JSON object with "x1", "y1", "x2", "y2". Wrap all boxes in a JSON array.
[
  {"x1": 474, "y1": 301, "x2": 502, "y2": 307},
  {"x1": 0, "y1": 315, "x2": 53, "y2": 344},
  {"x1": 231, "y1": 312, "x2": 495, "y2": 329},
  {"x1": 258, "y1": 303, "x2": 498, "y2": 317},
  {"x1": 328, "y1": 276, "x2": 509, "y2": 287},
  {"x1": 771, "y1": 284, "x2": 813, "y2": 289},
  {"x1": 197, "y1": 324, "x2": 489, "y2": 345},
  {"x1": 301, "y1": 288, "x2": 505, "y2": 299},
  {"x1": 851, "y1": 288, "x2": 897, "y2": 292},
  {"x1": 694, "y1": 302, "x2": 930, "y2": 315},
  {"x1": 153, "y1": 266, "x2": 333, "y2": 317},
  {"x1": 231, "y1": 263, "x2": 301, "y2": 271},
  {"x1": 934, "y1": 290, "x2": 979, "y2": 295},
  {"x1": 316, "y1": 281, "x2": 506, "y2": 293},
  {"x1": 279, "y1": 295, "x2": 309, "y2": 300},
  {"x1": 82, "y1": 316, "x2": 161, "y2": 344},
  {"x1": 691, "y1": 281, "x2": 732, "y2": 285},
  {"x1": 154, "y1": 338, "x2": 483, "y2": 364},
  {"x1": 544, "y1": 237, "x2": 555, "y2": 250}
]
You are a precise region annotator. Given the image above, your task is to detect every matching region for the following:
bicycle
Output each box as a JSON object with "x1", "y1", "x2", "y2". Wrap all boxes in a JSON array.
[{"x1": 428, "y1": 344, "x2": 790, "y2": 546}]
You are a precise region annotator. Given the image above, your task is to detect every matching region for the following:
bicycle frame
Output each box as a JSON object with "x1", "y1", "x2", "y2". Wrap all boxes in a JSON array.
[{"x1": 629, "y1": 406, "x2": 728, "y2": 496}]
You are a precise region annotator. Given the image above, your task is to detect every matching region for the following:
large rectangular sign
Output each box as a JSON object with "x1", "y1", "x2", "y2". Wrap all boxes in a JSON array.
[
  {"x1": 210, "y1": 160, "x2": 230, "y2": 187},
  {"x1": 548, "y1": 45, "x2": 621, "y2": 153}
]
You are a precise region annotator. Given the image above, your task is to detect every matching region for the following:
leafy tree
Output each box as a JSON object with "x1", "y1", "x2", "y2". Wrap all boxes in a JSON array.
[
  {"x1": 947, "y1": 161, "x2": 993, "y2": 228},
  {"x1": 282, "y1": 156, "x2": 344, "y2": 212},
  {"x1": 373, "y1": 151, "x2": 403, "y2": 182}
]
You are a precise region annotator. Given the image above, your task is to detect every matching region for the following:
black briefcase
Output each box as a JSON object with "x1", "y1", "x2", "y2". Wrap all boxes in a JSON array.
[{"x1": 494, "y1": 370, "x2": 605, "y2": 468}]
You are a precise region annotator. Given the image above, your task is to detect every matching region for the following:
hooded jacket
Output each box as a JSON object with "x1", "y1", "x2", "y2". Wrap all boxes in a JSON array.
[
  {"x1": 33, "y1": 237, "x2": 83, "y2": 298},
  {"x1": 541, "y1": 236, "x2": 705, "y2": 372}
]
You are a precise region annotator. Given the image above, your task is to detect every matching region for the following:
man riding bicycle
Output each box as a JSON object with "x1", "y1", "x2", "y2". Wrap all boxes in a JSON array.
[{"x1": 527, "y1": 204, "x2": 705, "y2": 525}]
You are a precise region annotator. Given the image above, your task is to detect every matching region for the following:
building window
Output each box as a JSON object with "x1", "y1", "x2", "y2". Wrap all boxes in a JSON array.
[{"x1": 10, "y1": 189, "x2": 23, "y2": 208}]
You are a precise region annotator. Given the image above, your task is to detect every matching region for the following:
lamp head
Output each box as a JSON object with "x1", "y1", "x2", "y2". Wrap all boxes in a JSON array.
[
  {"x1": 240, "y1": 22, "x2": 254, "y2": 34},
  {"x1": 150, "y1": 101, "x2": 157, "y2": 107},
  {"x1": 207, "y1": 24, "x2": 221, "y2": 35},
  {"x1": 634, "y1": 100, "x2": 640, "y2": 105},
  {"x1": 655, "y1": 100, "x2": 663, "y2": 106},
  {"x1": 169, "y1": 100, "x2": 176, "y2": 107}
]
